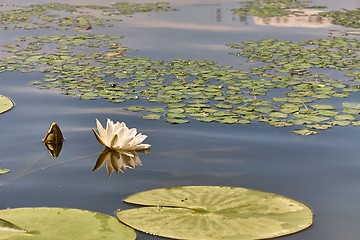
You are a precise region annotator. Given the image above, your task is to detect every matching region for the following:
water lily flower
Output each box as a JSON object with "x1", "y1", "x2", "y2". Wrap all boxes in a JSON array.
[{"x1": 92, "y1": 119, "x2": 151, "y2": 151}]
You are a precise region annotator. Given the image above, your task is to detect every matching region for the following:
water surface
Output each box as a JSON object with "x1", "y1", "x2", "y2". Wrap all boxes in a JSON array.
[{"x1": 0, "y1": 1, "x2": 359, "y2": 239}]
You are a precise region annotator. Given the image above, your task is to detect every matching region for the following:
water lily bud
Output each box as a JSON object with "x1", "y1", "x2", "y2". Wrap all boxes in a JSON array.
[{"x1": 43, "y1": 122, "x2": 64, "y2": 143}]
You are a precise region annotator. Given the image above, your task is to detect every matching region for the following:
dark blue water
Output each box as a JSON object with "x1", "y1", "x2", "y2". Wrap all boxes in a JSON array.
[{"x1": 0, "y1": 1, "x2": 360, "y2": 239}]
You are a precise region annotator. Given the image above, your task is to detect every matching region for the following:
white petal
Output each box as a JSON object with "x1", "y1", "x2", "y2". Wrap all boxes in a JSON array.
[
  {"x1": 131, "y1": 133, "x2": 147, "y2": 146},
  {"x1": 106, "y1": 119, "x2": 113, "y2": 134},
  {"x1": 114, "y1": 127, "x2": 128, "y2": 149},
  {"x1": 95, "y1": 119, "x2": 106, "y2": 139},
  {"x1": 92, "y1": 128, "x2": 110, "y2": 148},
  {"x1": 133, "y1": 143, "x2": 151, "y2": 150}
]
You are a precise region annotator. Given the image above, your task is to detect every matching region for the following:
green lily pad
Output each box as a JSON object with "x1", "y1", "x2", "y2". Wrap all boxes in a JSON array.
[
  {"x1": 125, "y1": 105, "x2": 145, "y2": 112},
  {"x1": 351, "y1": 121, "x2": 360, "y2": 126},
  {"x1": 334, "y1": 114, "x2": 355, "y2": 121},
  {"x1": 309, "y1": 104, "x2": 335, "y2": 110},
  {"x1": 280, "y1": 104, "x2": 300, "y2": 114},
  {"x1": 306, "y1": 124, "x2": 332, "y2": 130},
  {"x1": 293, "y1": 129, "x2": 318, "y2": 136},
  {"x1": 0, "y1": 169, "x2": 10, "y2": 175},
  {"x1": 342, "y1": 102, "x2": 360, "y2": 109},
  {"x1": 331, "y1": 120, "x2": 351, "y2": 126},
  {"x1": 117, "y1": 186, "x2": 313, "y2": 240},
  {"x1": 268, "y1": 112, "x2": 288, "y2": 119},
  {"x1": 0, "y1": 95, "x2": 14, "y2": 114},
  {"x1": 0, "y1": 207, "x2": 136, "y2": 240},
  {"x1": 166, "y1": 118, "x2": 190, "y2": 124},
  {"x1": 142, "y1": 113, "x2": 161, "y2": 120}
]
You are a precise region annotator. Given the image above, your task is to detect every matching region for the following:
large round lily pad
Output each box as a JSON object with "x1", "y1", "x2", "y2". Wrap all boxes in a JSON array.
[
  {"x1": 0, "y1": 207, "x2": 136, "y2": 240},
  {"x1": 0, "y1": 95, "x2": 14, "y2": 114},
  {"x1": 117, "y1": 186, "x2": 313, "y2": 240}
]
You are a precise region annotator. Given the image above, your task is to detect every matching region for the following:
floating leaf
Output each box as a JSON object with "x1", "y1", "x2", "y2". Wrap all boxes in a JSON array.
[
  {"x1": 309, "y1": 104, "x2": 335, "y2": 110},
  {"x1": 331, "y1": 120, "x2": 351, "y2": 126},
  {"x1": 293, "y1": 129, "x2": 318, "y2": 136},
  {"x1": 306, "y1": 124, "x2": 332, "y2": 130},
  {"x1": 142, "y1": 114, "x2": 161, "y2": 120},
  {"x1": 351, "y1": 121, "x2": 360, "y2": 126},
  {"x1": 280, "y1": 104, "x2": 300, "y2": 114},
  {"x1": 166, "y1": 118, "x2": 190, "y2": 124},
  {"x1": 0, "y1": 95, "x2": 14, "y2": 114},
  {"x1": 342, "y1": 102, "x2": 360, "y2": 109},
  {"x1": 125, "y1": 105, "x2": 145, "y2": 112},
  {"x1": 0, "y1": 207, "x2": 136, "y2": 240},
  {"x1": 0, "y1": 169, "x2": 10, "y2": 175},
  {"x1": 268, "y1": 112, "x2": 288, "y2": 119},
  {"x1": 334, "y1": 114, "x2": 355, "y2": 121},
  {"x1": 117, "y1": 186, "x2": 313, "y2": 240}
]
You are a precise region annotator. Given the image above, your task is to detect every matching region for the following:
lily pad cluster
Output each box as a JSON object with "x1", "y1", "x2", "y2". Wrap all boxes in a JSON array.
[
  {"x1": 318, "y1": 8, "x2": 360, "y2": 28},
  {"x1": 226, "y1": 37, "x2": 360, "y2": 134},
  {"x1": 0, "y1": 2, "x2": 176, "y2": 31},
  {"x1": 231, "y1": 0, "x2": 325, "y2": 18},
  {"x1": 0, "y1": 2, "x2": 359, "y2": 135},
  {"x1": 1, "y1": 33, "x2": 360, "y2": 134}
]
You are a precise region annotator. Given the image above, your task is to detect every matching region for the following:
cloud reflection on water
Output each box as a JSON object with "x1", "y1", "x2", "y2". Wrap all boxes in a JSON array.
[{"x1": 253, "y1": 9, "x2": 333, "y2": 28}]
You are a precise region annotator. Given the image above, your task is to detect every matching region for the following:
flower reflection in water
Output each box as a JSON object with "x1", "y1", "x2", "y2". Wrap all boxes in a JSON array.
[{"x1": 93, "y1": 148, "x2": 147, "y2": 176}]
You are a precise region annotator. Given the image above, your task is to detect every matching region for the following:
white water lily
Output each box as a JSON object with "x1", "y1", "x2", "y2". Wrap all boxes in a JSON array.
[{"x1": 92, "y1": 119, "x2": 151, "y2": 151}]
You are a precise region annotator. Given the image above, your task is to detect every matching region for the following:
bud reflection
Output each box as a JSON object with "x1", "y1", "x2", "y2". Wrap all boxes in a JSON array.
[
  {"x1": 93, "y1": 148, "x2": 144, "y2": 176},
  {"x1": 44, "y1": 141, "x2": 63, "y2": 158}
]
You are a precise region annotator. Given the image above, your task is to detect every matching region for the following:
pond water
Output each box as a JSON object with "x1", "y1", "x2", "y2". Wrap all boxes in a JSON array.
[{"x1": 0, "y1": 0, "x2": 359, "y2": 239}]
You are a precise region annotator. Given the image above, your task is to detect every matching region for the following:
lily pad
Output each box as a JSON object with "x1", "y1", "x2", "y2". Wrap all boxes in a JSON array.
[
  {"x1": 0, "y1": 169, "x2": 10, "y2": 175},
  {"x1": 293, "y1": 129, "x2": 318, "y2": 136},
  {"x1": 0, "y1": 207, "x2": 136, "y2": 240},
  {"x1": 142, "y1": 113, "x2": 161, "y2": 120},
  {"x1": 342, "y1": 102, "x2": 360, "y2": 109},
  {"x1": 117, "y1": 186, "x2": 313, "y2": 240},
  {"x1": 0, "y1": 95, "x2": 14, "y2": 114}
]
